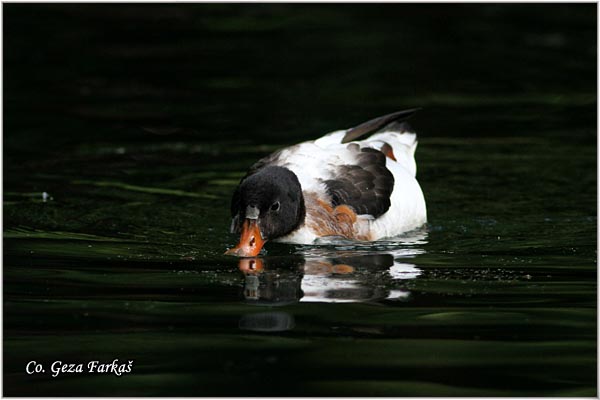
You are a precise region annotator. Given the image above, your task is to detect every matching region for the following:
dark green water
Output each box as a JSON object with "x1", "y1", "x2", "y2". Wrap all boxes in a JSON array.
[{"x1": 4, "y1": 4, "x2": 597, "y2": 396}]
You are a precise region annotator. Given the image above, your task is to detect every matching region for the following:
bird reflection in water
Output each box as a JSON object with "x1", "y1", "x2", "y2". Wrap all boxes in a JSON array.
[
  {"x1": 238, "y1": 252, "x2": 422, "y2": 304},
  {"x1": 237, "y1": 231, "x2": 427, "y2": 331},
  {"x1": 237, "y1": 257, "x2": 304, "y2": 332}
]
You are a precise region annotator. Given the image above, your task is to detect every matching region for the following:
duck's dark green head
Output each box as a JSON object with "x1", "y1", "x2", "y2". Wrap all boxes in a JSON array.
[{"x1": 226, "y1": 166, "x2": 305, "y2": 257}]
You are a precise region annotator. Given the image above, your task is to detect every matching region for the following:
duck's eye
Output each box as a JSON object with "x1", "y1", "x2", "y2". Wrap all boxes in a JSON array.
[{"x1": 271, "y1": 201, "x2": 280, "y2": 211}]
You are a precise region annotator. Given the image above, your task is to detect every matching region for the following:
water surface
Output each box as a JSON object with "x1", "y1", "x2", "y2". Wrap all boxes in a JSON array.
[{"x1": 3, "y1": 4, "x2": 597, "y2": 396}]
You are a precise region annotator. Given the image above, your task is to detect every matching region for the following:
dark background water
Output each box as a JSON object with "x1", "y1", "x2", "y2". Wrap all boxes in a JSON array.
[{"x1": 3, "y1": 4, "x2": 597, "y2": 396}]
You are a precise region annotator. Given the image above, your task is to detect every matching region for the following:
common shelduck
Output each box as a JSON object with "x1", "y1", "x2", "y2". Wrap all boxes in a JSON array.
[{"x1": 225, "y1": 109, "x2": 427, "y2": 257}]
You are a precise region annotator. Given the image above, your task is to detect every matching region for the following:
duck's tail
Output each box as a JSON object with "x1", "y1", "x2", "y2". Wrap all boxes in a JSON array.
[
  {"x1": 313, "y1": 109, "x2": 420, "y2": 157},
  {"x1": 341, "y1": 108, "x2": 420, "y2": 144}
]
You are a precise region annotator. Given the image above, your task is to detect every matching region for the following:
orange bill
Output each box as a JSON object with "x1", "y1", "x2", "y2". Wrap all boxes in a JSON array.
[{"x1": 224, "y1": 219, "x2": 266, "y2": 257}]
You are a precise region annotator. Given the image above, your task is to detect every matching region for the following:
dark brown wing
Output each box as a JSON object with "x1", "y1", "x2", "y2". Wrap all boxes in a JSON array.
[{"x1": 321, "y1": 147, "x2": 394, "y2": 218}]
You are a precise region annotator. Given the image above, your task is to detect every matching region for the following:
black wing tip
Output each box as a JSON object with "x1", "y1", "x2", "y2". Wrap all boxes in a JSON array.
[
  {"x1": 342, "y1": 107, "x2": 422, "y2": 144},
  {"x1": 384, "y1": 107, "x2": 422, "y2": 119}
]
